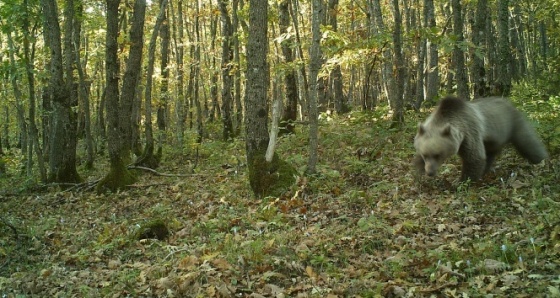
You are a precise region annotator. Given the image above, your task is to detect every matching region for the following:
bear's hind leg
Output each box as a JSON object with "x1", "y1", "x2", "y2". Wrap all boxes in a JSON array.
[{"x1": 511, "y1": 117, "x2": 548, "y2": 163}]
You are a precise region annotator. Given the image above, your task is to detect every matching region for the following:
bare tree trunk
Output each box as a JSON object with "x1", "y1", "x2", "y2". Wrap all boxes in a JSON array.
[
  {"x1": 42, "y1": 0, "x2": 81, "y2": 184},
  {"x1": 452, "y1": 0, "x2": 469, "y2": 99},
  {"x1": 424, "y1": 0, "x2": 439, "y2": 103},
  {"x1": 171, "y1": 0, "x2": 185, "y2": 150},
  {"x1": 72, "y1": 2, "x2": 95, "y2": 170},
  {"x1": 157, "y1": 0, "x2": 169, "y2": 158},
  {"x1": 328, "y1": 0, "x2": 349, "y2": 115},
  {"x1": 6, "y1": 32, "x2": 29, "y2": 176},
  {"x1": 495, "y1": 0, "x2": 511, "y2": 96},
  {"x1": 208, "y1": 16, "x2": 220, "y2": 123},
  {"x1": 370, "y1": 0, "x2": 394, "y2": 106},
  {"x1": 194, "y1": 0, "x2": 203, "y2": 143},
  {"x1": 22, "y1": 0, "x2": 46, "y2": 181},
  {"x1": 390, "y1": 0, "x2": 404, "y2": 126},
  {"x1": 278, "y1": 0, "x2": 298, "y2": 135},
  {"x1": 290, "y1": 0, "x2": 309, "y2": 118},
  {"x1": 307, "y1": 0, "x2": 322, "y2": 175},
  {"x1": 219, "y1": 0, "x2": 234, "y2": 141},
  {"x1": 472, "y1": 0, "x2": 488, "y2": 98},
  {"x1": 136, "y1": 0, "x2": 167, "y2": 168},
  {"x1": 233, "y1": 0, "x2": 243, "y2": 136},
  {"x1": 415, "y1": 0, "x2": 427, "y2": 108}
]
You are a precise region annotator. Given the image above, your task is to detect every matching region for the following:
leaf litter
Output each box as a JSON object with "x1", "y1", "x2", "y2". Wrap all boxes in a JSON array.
[{"x1": 0, "y1": 114, "x2": 559, "y2": 297}]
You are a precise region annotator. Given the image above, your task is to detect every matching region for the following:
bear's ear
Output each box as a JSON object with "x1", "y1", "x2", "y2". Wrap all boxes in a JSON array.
[
  {"x1": 417, "y1": 123, "x2": 426, "y2": 135},
  {"x1": 441, "y1": 124, "x2": 452, "y2": 137}
]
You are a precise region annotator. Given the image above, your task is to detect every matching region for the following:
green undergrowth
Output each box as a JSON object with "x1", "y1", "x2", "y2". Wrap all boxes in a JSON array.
[{"x1": 1, "y1": 103, "x2": 559, "y2": 297}]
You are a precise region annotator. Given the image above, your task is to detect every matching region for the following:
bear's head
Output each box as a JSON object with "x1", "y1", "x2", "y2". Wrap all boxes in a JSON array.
[{"x1": 414, "y1": 123, "x2": 461, "y2": 177}]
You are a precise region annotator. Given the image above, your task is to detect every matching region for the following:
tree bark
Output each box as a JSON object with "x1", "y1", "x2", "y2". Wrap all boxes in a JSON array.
[
  {"x1": 157, "y1": 0, "x2": 169, "y2": 157},
  {"x1": 245, "y1": 0, "x2": 295, "y2": 197},
  {"x1": 22, "y1": 0, "x2": 46, "y2": 180},
  {"x1": 171, "y1": 0, "x2": 185, "y2": 150},
  {"x1": 97, "y1": 0, "x2": 139, "y2": 192},
  {"x1": 232, "y1": 0, "x2": 243, "y2": 136},
  {"x1": 42, "y1": 0, "x2": 82, "y2": 184},
  {"x1": 328, "y1": 0, "x2": 349, "y2": 115},
  {"x1": 278, "y1": 0, "x2": 298, "y2": 135},
  {"x1": 472, "y1": 0, "x2": 488, "y2": 98},
  {"x1": 135, "y1": 0, "x2": 167, "y2": 168},
  {"x1": 390, "y1": 0, "x2": 405, "y2": 126},
  {"x1": 219, "y1": 0, "x2": 234, "y2": 141},
  {"x1": 452, "y1": 0, "x2": 469, "y2": 99},
  {"x1": 495, "y1": 0, "x2": 511, "y2": 96},
  {"x1": 424, "y1": 0, "x2": 439, "y2": 103},
  {"x1": 307, "y1": 0, "x2": 322, "y2": 175}
]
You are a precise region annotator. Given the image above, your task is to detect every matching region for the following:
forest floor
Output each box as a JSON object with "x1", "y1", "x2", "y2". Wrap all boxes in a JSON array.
[{"x1": 1, "y1": 108, "x2": 559, "y2": 297}]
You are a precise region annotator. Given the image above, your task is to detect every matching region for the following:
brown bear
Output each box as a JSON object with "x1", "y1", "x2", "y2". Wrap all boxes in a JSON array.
[{"x1": 414, "y1": 96, "x2": 548, "y2": 181}]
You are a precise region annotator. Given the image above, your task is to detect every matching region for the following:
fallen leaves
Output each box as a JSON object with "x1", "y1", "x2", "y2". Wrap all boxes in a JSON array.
[{"x1": 0, "y1": 116, "x2": 558, "y2": 297}]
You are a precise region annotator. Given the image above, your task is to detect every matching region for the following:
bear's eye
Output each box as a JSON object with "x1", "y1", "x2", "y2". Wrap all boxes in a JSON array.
[{"x1": 433, "y1": 154, "x2": 440, "y2": 159}]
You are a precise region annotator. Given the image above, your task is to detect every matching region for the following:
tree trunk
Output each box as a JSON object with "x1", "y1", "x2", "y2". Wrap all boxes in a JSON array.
[
  {"x1": 290, "y1": 0, "x2": 309, "y2": 117},
  {"x1": 157, "y1": 0, "x2": 169, "y2": 157},
  {"x1": 424, "y1": 0, "x2": 439, "y2": 103},
  {"x1": 472, "y1": 0, "x2": 488, "y2": 98},
  {"x1": 245, "y1": 0, "x2": 295, "y2": 197},
  {"x1": 72, "y1": 2, "x2": 95, "y2": 170},
  {"x1": 278, "y1": 0, "x2": 298, "y2": 135},
  {"x1": 209, "y1": 16, "x2": 220, "y2": 123},
  {"x1": 495, "y1": 0, "x2": 511, "y2": 96},
  {"x1": 219, "y1": 0, "x2": 234, "y2": 141},
  {"x1": 328, "y1": 0, "x2": 349, "y2": 115},
  {"x1": 307, "y1": 0, "x2": 322, "y2": 175},
  {"x1": 42, "y1": 0, "x2": 81, "y2": 184},
  {"x1": 172, "y1": 0, "x2": 185, "y2": 150},
  {"x1": 194, "y1": 0, "x2": 203, "y2": 143},
  {"x1": 6, "y1": 32, "x2": 29, "y2": 176},
  {"x1": 390, "y1": 0, "x2": 405, "y2": 126},
  {"x1": 96, "y1": 0, "x2": 140, "y2": 192},
  {"x1": 452, "y1": 0, "x2": 469, "y2": 99},
  {"x1": 233, "y1": 0, "x2": 243, "y2": 136},
  {"x1": 22, "y1": 0, "x2": 46, "y2": 181},
  {"x1": 135, "y1": 0, "x2": 167, "y2": 168}
]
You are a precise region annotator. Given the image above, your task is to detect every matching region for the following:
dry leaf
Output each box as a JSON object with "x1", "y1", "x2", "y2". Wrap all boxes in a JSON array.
[{"x1": 306, "y1": 266, "x2": 318, "y2": 280}]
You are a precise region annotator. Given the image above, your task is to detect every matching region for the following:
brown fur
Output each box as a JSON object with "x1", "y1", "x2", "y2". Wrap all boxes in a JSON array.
[{"x1": 414, "y1": 96, "x2": 548, "y2": 181}]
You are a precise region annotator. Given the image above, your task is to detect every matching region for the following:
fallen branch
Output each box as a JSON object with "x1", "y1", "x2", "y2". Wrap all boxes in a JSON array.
[{"x1": 127, "y1": 165, "x2": 198, "y2": 177}]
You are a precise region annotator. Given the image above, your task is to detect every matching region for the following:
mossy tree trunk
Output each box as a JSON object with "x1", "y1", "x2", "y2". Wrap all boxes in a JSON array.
[
  {"x1": 98, "y1": 0, "x2": 146, "y2": 192},
  {"x1": 245, "y1": 0, "x2": 295, "y2": 197}
]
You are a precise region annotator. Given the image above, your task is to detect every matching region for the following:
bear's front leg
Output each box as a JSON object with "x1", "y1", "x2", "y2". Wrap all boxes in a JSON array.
[
  {"x1": 460, "y1": 156, "x2": 486, "y2": 181},
  {"x1": 413, "y1": 154, "x2": 425, "y2": 175}
]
